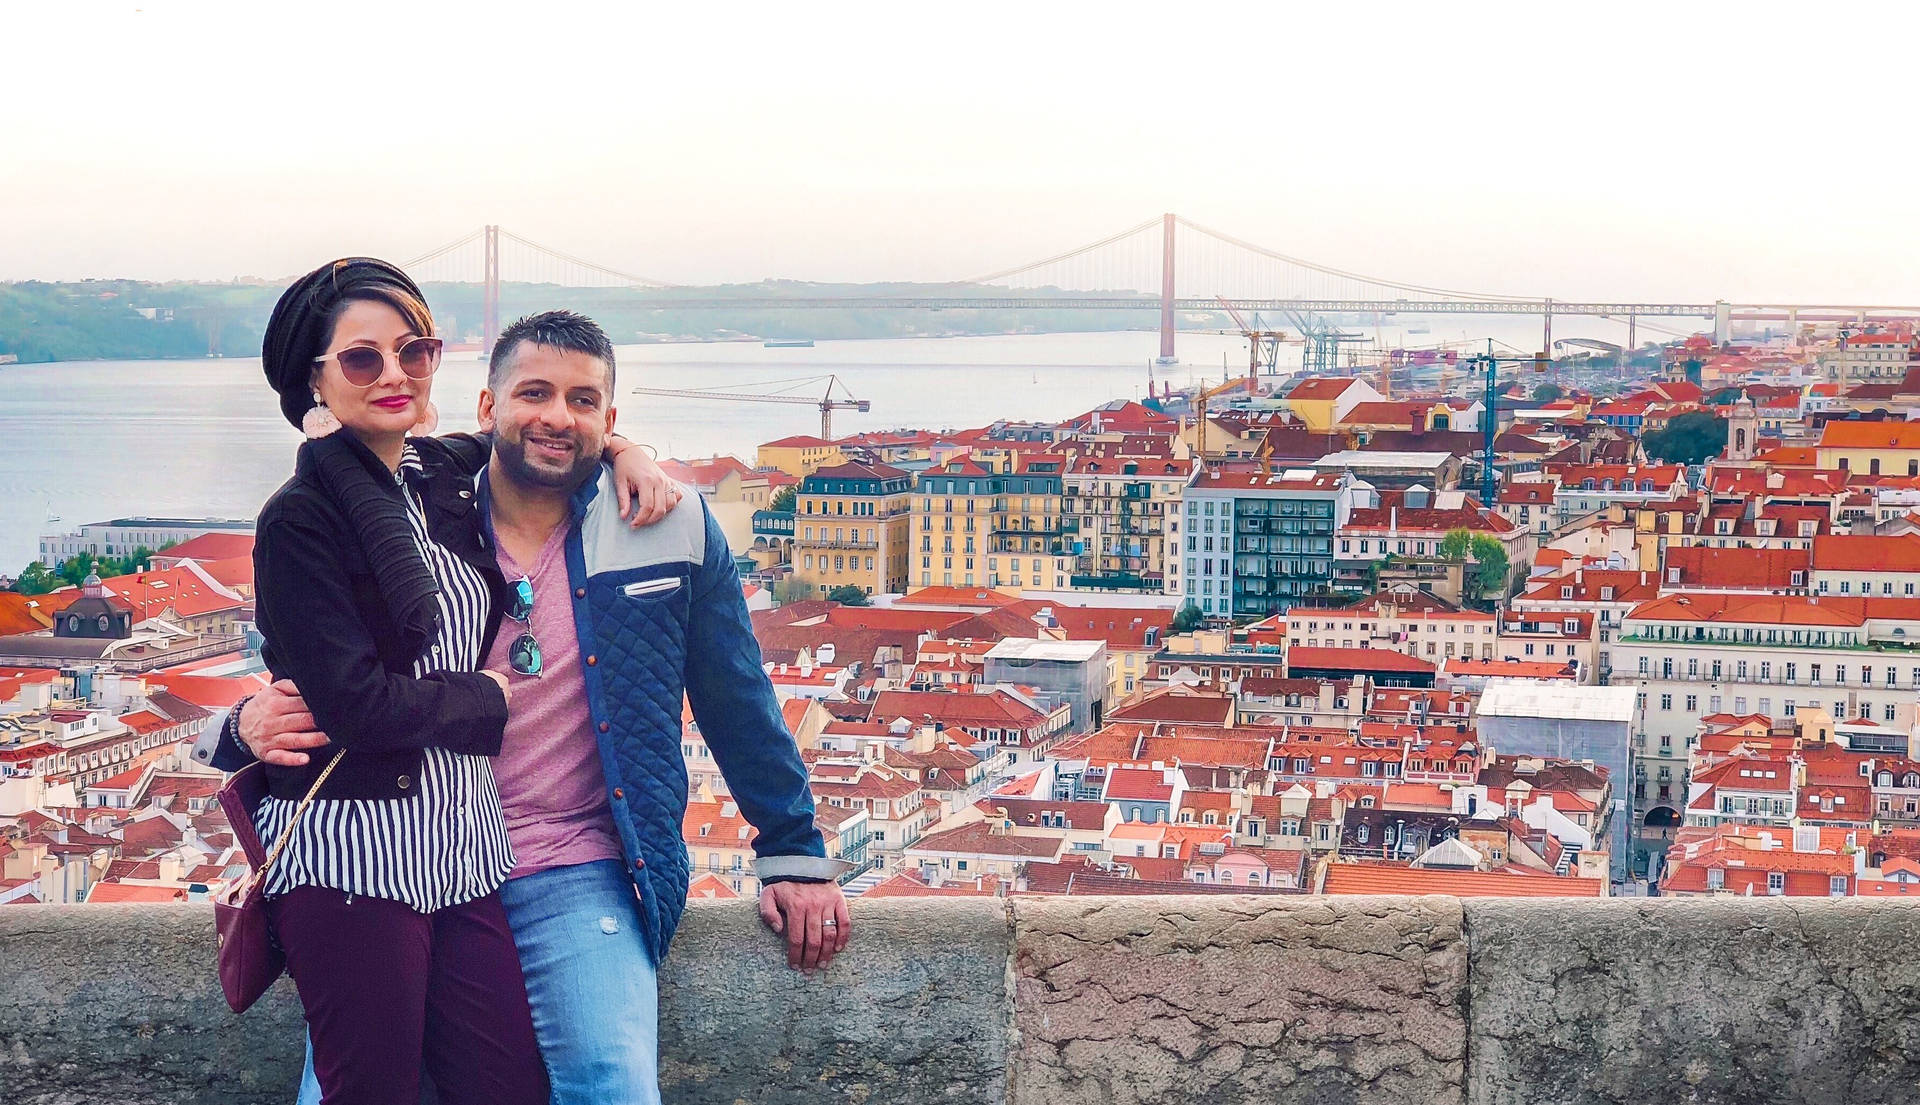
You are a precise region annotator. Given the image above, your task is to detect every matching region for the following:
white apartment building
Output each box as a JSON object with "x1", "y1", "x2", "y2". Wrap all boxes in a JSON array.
[
  {"x1": 1612, "y1": 593, "x2": 1920, "y2": 819},
  {"x1": 1821, "y1": 332, "x2": 1912, "y2": 384},
  {"x1": 40, "y1": 517, "x2": 255, "y2": 565}
]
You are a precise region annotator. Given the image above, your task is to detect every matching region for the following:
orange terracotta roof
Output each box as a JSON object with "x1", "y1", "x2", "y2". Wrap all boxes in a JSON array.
[
  {"x1": 1813, "y1": 534, "x2": 1920, "y2": 573},
  {"x1": 1287, "y1": 378, "x2": 1365, "y2": 400},
  {"x1": 86, "y1": 882, "x2": 190, "y2": 903},
  {"x1": 1820, "y1": 421, "x2": 1920, "y2": 450},
  {"x1": 156, "y1": 533, "x2": 256, "y2": 562},
  {"x1": 0, "y1": 594, "x2": 54, "y2": 636},
  {"x1": 1660, "y1": 545, "x2": 1810, "y2": 590},
  {"x1": 686, "y1": 873, "x2": 741, "y2": 899},
  {"x1": 1624, "y1": 593, "x2": 1876, "y2": 627},
  {"x1": 1322, "y1": 864, "x2": 1605, "y2": 897},
  {"x1": 894, "y1": 586, "x2": 1024, "y2": 610},
  {"x1": 150, "y1": 671, "x2": 270, "y2": 709},
  {"x1": 1288, "y1": 647, "x2": 1436, "y2": 673},
  {"x1": 861, "y1": 871, "x2": 1007, "y2": 898}
]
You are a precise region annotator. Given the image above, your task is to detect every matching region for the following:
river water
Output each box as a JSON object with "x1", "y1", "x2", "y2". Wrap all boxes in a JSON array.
[{"x1": 0, "y1": 317, "x2": 1676, "y2": 574}]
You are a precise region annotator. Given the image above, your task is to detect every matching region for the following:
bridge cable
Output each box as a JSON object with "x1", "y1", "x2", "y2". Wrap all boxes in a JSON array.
[
  {"x1": 496, "y1": 229, "x2": 680, "y2": 288},
  {"x1": 1174, "y1": 217, "x2": 1543, "y2": 304},
  {"x1": 402, "y1": 228, "x2": 486, "y2": 271},
  {"x1": 958, "y1": 217, "x2": 1162, "y2": 286}
]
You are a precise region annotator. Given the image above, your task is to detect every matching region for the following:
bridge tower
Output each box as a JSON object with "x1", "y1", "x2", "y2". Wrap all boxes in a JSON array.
[
  {"x1": 483, "y1": 224, "x2": 501, "y2": 355},
  {"x1": 1157, "y1": 213, "x2": 1176, "y2": 364}
]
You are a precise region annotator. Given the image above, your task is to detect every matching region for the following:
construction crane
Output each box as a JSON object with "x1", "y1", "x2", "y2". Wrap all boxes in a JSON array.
[
  {"x1": 1279, "y1": 307, "x2": 1368, "y2": 380},
  {"x1": 1462, "y1": 343, "x2": 1552, "y2": 505},
  {"x1": 630, "y1": 374, "x2": 870, "y2": 440},
  {"x1": 1215, "y1": 296, "x2": 1288, "y2": 386}
]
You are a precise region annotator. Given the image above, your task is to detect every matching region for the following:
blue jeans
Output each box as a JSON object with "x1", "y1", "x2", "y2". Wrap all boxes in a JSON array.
[{"x1": 298, "y1": 860, "x2": 661, "y2": 1105}]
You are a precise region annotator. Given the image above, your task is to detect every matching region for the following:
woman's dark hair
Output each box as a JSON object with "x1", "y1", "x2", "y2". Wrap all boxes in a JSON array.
[
  {"x1": 261, "y1": 257, "x2": 435, "y2": 430},
  {"x1": 332, "y1": 284, "x2": 435, "y2": 342}
]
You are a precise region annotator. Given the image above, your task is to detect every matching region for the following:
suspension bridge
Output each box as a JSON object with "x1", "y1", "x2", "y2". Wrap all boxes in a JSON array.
[{"x1": 402, "y1": 216, "x2": 1920, "y2": 360}]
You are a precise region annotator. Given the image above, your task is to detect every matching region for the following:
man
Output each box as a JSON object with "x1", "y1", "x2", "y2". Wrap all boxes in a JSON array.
[{"x1": 197, "y1": 311, "x2": 852, "y2": 1104}]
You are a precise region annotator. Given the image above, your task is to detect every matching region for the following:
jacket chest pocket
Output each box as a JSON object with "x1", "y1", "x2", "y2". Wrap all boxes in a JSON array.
[
  {"x1": 621, "y1": 577, "x2": 684, "y2": 601},
  {"x1": 598, "y1": 573, "x2": 692, "y2": 659}
]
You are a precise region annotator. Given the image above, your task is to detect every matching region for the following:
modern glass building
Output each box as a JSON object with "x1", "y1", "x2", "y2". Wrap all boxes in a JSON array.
[{"x1": 1181, "y1": 469, "x2": 1360, "y2": 619}]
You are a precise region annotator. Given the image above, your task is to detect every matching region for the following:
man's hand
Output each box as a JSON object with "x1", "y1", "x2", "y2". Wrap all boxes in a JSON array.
[
  {"x1": 609, "y1": 441, "x2": 683, "y2": 528},
  {"x1": 758, "y1": 880, "x2": 852, "y2": 973},
  {"x1": 238, "y1": 679, "x2": 330, "y2": 767}
]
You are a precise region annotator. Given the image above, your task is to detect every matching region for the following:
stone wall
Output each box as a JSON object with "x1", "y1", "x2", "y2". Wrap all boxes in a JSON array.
[{"x1": 4, "y1": 896, "x2": 1917, "y2": 1105}]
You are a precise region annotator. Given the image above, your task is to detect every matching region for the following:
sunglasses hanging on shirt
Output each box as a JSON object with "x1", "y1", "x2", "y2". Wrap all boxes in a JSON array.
[{"x1": 505, "y1": 576, "x2": 544, "y2": 677}]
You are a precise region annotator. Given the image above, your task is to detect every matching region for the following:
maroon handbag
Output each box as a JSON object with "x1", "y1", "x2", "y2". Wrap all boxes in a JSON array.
[{"x1": 213, "y1": 753, "x2": 343, "y2": 1014}]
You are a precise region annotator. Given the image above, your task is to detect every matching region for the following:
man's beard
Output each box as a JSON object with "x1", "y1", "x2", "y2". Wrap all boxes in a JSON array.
[{"x1": 495, "y1": 425, "x2": 603, "y2": 491}]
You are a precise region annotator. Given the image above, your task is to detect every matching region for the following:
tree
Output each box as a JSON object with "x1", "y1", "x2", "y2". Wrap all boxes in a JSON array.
[
  {"x1": 55, "y1": 552, "x2": 100, "y2": 589},
  {"x1": 1437, "y1": 528, "x2": 1510, "y2": 604},
  {"x1": 770, "y1": 485, "x2": 798, "y2": 513},
  {"x1": 1469, "y1": 534, "x2": 1511, "y2": 602},
  {"x1": 826, "y1": 584, "x2": 870, "y2": 606},
  {"x1": 1643, "y1": 411, "x2": 1727, "y2": 466},
  {"x1": 10, "y1": 561, "x2": 60, "y2": 595},
  {"x1": 1531, "y1": 382, "x2": 1563, "y2": 403},
  {"x1": 1171, "y1": 601, "x2": 1204, "y2": 634}
]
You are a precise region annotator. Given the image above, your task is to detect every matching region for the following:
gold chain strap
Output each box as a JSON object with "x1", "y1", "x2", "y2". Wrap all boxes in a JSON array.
[{"x1": 256, "y1": 751, "x2": 346, "y2": 880}]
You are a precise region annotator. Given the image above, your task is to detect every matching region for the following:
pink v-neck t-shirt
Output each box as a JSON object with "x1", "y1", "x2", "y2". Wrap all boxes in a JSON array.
[{"x1": 485, "y1": 523, "x2": 625, "y2": 879}]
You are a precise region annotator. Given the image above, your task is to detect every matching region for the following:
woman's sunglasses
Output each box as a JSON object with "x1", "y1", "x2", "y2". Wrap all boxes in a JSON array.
[
  {"x1": 505, "y1": 576, "x2": 543, "y2": 677},
  {"x1": 313, "y1": 336, "x2": 444, "y2": 388}
]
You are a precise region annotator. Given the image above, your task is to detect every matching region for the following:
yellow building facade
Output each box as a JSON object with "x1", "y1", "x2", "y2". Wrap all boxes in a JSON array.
[
  {"x1": 792, "y1": 461, "x2": 914, "y2": 598},
  {"x1": 755, "y1": 435, "x2": 847, "y2": 479}
]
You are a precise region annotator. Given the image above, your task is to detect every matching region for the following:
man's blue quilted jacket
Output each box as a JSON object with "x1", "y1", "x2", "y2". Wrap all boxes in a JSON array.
[{"x1": 533, "y1": 467, "x2": 842, "y2": 963}]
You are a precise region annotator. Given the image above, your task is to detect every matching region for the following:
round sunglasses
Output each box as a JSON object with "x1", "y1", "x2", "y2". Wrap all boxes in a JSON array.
[
  {"x1": 505, "y1": 576, "x2": 544, "y2": 677},
  {"x1": 312, "y1": 336, "x2": 444, "y2": 388}
]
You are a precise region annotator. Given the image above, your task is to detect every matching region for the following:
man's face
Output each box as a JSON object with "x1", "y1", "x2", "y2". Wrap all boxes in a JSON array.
[{"x1": 478, "y1": 343, "x2": 617, "y2": 492}]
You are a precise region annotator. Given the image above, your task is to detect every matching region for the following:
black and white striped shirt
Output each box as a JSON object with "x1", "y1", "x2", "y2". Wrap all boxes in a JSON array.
[{"x1": 257, "y1": 446, "x2": 515, "y2": 913}]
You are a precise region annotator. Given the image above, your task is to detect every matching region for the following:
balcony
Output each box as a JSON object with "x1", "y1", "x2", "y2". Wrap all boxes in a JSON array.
[
  {"x1": 1070, "y1": 572, "x2": 1157, "y2": 591},
  {"x1": 7, "y1": 899, "x2": 1917, "y2": 1105},
  {"x1": 810, "y1": 538, "x2": 880, "y2": 550},
  {"x1": 751, "y1": 510, "x2": 796, "y2": 537}
]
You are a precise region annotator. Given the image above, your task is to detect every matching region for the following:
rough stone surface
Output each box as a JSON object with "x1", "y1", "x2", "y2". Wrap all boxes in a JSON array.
[
  {"x1": 20, "y1": 895, "x2": 1920, "y2": 1105},
  {"x1": 1010, "y1": 894, "x2": 1468, "y2": 1105},
  {"x1": 1467, "y1": 897, "x2": 1920, "y2": 1105},
  {"x1": 0, "y1": 904, "x2": 305, "y2": 1105},
  {"x1": 659, "y1": 897, "x2": 1012, "y2": 1104}
]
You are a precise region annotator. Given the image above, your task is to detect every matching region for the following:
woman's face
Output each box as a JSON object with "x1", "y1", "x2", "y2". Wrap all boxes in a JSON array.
[{"x1": 311, "y1": 298, "x2": 434, "y2": 442}]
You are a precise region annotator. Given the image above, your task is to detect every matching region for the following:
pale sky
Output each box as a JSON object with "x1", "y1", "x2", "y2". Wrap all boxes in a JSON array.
[{"x1": 7, "y1": 0, "x2": 1920, "y2": 303}]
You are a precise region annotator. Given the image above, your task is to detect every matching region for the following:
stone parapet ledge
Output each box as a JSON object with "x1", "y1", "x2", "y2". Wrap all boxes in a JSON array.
[{"x1": 4, "y1": 896, "x2": 1918, "y2": 1105}]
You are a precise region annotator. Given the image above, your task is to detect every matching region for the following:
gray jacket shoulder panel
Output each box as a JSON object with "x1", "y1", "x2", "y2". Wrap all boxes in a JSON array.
[{"x1": 579, "y1": 470, "x2": 707, "y2": 576}]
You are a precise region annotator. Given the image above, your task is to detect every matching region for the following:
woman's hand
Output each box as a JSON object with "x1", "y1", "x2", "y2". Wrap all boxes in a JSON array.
[
  {"x1": 482, "y1": 669, "x2": 513, "y2": 705},
  {"x1": 606, "y1": 438, "x2": 683, "y2": 527}
]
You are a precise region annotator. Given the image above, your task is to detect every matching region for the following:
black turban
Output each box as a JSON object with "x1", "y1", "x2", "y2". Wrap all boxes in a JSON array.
[{"x1": 262, "y1": 257, "x2": 429, "y2": 430}]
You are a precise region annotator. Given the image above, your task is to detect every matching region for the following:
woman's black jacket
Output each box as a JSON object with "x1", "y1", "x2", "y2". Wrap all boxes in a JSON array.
[{"x1": 250, "y1": 432, "x2": 508, "y2": 801}]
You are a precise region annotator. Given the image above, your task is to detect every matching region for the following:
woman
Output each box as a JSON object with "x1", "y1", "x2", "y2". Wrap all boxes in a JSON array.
[{"x1": 247, "y1": 258, "x2": 673, "y2": 1104}]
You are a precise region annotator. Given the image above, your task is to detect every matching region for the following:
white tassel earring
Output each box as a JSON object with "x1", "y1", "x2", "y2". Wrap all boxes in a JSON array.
[{"x1": 302, "y1": 391, "x2": 342, "y2": 439}]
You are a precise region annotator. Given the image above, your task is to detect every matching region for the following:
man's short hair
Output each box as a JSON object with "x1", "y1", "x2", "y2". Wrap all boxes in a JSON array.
[{"x1": 488, "y1": 310, "x2": 617, "y2": 393}]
